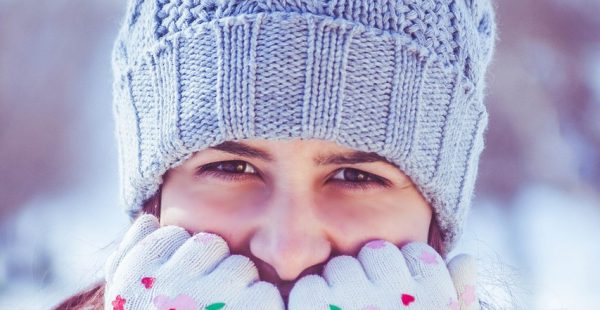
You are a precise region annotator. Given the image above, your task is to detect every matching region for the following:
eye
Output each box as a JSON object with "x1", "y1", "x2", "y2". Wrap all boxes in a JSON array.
[
  {"x1": 196, "y1": 160, "x2": 259, "y2": 181},
  {"x1": 329, "y1": 168, "x2": 390, "y2": 191},
  {"x1": 196, "y1": 161, "x2": 389, "y2": 191}
]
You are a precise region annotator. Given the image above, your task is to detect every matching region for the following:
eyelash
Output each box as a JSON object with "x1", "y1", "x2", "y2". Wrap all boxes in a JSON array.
[{"x1": 195, "y1": 160, "x2": 390, "y2": 191}]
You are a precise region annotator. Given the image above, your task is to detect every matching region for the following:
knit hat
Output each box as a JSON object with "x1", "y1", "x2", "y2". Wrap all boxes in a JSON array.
[{"x1": 111, "y1": 0, "x2": 496, "y2": 255}]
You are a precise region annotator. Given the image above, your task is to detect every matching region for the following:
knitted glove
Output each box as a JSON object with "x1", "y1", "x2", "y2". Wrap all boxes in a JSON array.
[
  {"x1": 104, "y1": 214, "x2": 284, "y2": 310},
  {"x1": 288, "y1": 241, "x2": 479, "y2": 310}
]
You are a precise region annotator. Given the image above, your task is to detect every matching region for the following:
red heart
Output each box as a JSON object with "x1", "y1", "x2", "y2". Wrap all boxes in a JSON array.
[
  {"x1": 112, "y1": 295, "x2": 126, "y2": 310},
  {"x1": 401, "y1": 293, "x2": 415, "y2": 306},
  {"x1": 141, "y1": 277, "x2": 155, "y2": 289}
]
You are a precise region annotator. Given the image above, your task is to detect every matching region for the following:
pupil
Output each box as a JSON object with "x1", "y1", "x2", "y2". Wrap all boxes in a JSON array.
[
  {"x1": 345, "y1": 169, "x2": 367, "y2": 182},
  {"x1": 223, "y1": 161, "x2": 244, "y2": 173}
]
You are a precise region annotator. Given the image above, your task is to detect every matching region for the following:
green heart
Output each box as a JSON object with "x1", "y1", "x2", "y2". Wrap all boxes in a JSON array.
[
  {"x1": 205, "y1": 302, "x2": 226, "y2": 310},
  {"x1": 329, "y1": 305, "x2": 342, "y2": 310}
]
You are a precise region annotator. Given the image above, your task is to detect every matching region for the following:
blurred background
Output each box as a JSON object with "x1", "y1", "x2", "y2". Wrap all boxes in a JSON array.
[{"x1": 1, "y1": 0, "x2": 599, "y2": 308}]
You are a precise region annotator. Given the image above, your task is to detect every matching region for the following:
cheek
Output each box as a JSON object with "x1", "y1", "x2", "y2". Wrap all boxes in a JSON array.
[
  {"x1": 159, "y1": 183, "x2": 259, "y2": 245},
  {"x1": 320, "y1": 193, "x2": 432, "y2": 252}
]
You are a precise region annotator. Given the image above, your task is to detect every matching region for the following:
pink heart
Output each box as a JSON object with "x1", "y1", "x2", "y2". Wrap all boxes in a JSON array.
[
  {"x1": 153, "y1": 294, "x2": 198, "y2": 310},
  {"x1": 419, "y1": 250, "x2": 439, "y2": 265},
  {"x1": 460, "y1": 285, "x2": 476, "y2": 304},
  {"x1": 366, "y1": 240, "x2": 387, "y2": 249},
  {"x1": 448, "y1": 298, "x2": 460, "y2": 310},
  {"x1": 194, "y1": 233, "x2": 216, "y2": 244}
]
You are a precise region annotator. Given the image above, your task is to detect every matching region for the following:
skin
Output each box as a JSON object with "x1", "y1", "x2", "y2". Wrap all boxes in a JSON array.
[{"x1": 158, "y1": 138, "x2": 432, "y2": 299}]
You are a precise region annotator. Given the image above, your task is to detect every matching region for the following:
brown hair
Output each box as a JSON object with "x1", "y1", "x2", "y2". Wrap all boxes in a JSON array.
[
  {"x1": 52, "y1": 281, "x2": 104, "y2": 310},
  {"x1": 53, "y1": 188, "x2": 444, "y2": 309}
]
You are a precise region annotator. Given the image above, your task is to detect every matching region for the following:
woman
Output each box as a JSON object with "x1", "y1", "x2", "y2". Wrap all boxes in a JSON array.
[{"x1": 55, "y1": 0, "x2": 497, "y2": 308}]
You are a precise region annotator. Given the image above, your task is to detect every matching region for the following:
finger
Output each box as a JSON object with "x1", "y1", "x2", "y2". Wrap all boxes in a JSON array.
[
  {"x1": 234, "y1": 281, "x2": 285, "y2": 309},
  {"x1": 120, "y1": 214, "x2": 161, "y2": 250},
  {"x1": 288, "y1": 275, "x2": 331, "y2": 309},
  {"x1": 115, "y1": 225, "x2": 190, "y2": 283},
  {"x1": 447, "y1": 254, "x2": 480, "y2": 310},
  {"x1": 203, "y1": 254, "x2": 260, "y2": 289},
  {"x1": 357, "y1": 240, "x2": 414, "y2": 288},
  {"x1": 104, "y1": 214, "x2": 159, "y2": 282},
  {"x1": 400, "y1": 242, "x2": 452, "y2": 281},
  {"x1": 159, "y1": 232, "x2": 230, "y2": 277},
  {"x1": 322, "y1": 255, "x2": 370, "y2": 287},
  {"x1": 401, "y1": 242, "x2": 457, "y2": 304}
]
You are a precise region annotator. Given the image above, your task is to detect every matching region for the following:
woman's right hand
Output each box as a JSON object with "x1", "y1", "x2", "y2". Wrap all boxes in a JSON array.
[{"x1": 103, "y1": 214, "x2": 284, "y2": 310}]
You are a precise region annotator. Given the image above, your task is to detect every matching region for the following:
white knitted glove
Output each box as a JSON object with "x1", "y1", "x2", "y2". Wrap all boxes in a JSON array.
[
  {"x1": 288, "y1": 241, "x2": 479, "y2": 310},
  {"x1": 104, "y1": 214, "x2": 284, "y2": 310}
]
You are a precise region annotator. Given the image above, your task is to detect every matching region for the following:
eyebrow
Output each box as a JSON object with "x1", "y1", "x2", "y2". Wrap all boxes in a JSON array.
[
  {"x1": 209, "y1": 141, "x2": 393, "y2": 166},
  {"x1": 209, "y1": 141, "x2": 275, "y2": 161}
]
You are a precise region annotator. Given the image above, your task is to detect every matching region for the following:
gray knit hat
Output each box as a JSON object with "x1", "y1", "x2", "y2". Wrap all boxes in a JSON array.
[{"x1": 112, "y1": 0, "x2": 496, "y2": 255}]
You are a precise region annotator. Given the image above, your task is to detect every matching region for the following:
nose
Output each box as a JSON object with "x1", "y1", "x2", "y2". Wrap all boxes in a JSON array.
[{"x1": 249, "y1": 191, "x2": 331, "y2": 281}]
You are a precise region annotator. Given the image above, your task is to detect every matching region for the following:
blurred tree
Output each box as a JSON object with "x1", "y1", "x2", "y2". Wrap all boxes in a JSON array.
[
  {"x1": 0, "y1": 1, "x2": 120, "y2": 222},
  {"x1": 478, "y1": 0, "x2": 600, "y2": 203}
]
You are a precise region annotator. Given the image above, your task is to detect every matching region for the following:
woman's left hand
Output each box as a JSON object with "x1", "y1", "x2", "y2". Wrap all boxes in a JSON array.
[{"x1": 288, "y1": 241, "x2": 480, "y2": 310}]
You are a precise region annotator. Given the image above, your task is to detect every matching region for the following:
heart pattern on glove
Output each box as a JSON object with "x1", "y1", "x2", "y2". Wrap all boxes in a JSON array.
[
  {"x1": 141, "y1": 277, "x2": 155, "y2": 289},
  {"x1": 366, "y1": 240, "x2": 387, "y2": 249},
  {"x1": 448, "y1": 298, "x2": 460, "y2": 310},
  {"x1": 401, "y1": 294, "x2": 415, "y2": 306},
  {"x1": 112, "y1": 295, "x2": 126, "y2": 310},
  {"x1": 419, "y1": 250, "x2": 439, "y2": 265},
  {"x1": 194, "y1": 233, "x2": 217, "y2": 244},
  {"x1": 461, "y1": 285, "x2": 476, "y2": 304},
  {"x1": 153, "y1": 294, "x2": 198, "y2": 310}
]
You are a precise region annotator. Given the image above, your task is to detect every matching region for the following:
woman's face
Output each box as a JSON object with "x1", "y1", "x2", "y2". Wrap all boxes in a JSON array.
[{"x1": 159, "y1": 138, "x2": 432, "y2": 298}]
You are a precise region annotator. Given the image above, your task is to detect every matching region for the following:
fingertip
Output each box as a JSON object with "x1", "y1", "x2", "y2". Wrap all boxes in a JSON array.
[
  {"x1": 289, "y1": 275, "x2": 332, "y2": 309},
  {"x1": 400, "y1": 242, "x2": 449, "y2": 280},
  {"x1": 157, "y1": 225, "x2": 191, "y2": 238},
  {"x1": 248, "y1": 279, "x2": 277, "y2": 290},
  {"x1": 209, "y1": 254, "x2": 259, "y2": 286},
  {"x1": 448, "y1": 253, "x2": 476, "y2": 267},
  {"x1": 400, "y1": 242, "x2": 444, "y2": 264},
  {"x1": 357, "y1": 239, "x2": 413, "y2": 286},
  {"x1": 192, "y1": 232, "x2": 228, "y2": 247},
  {"x1": 357, "y1": 239, "x2": 400, "y2": 259},
  {"x1": 131, "y1": 213, "x2": 160, "y2": 231},
  {"x1": 448, "y1": 254, "x2": 480, "y2": 309},
  {"x1": 246, "y1": 281, "x2": 285, "y2": 308},
  {"x1": 448, "y1": 253, "x2": 478, "y2": 281},
  {"x1": 400, "y1": 241, "x2": 438, "y2": 255},
  {"x1": 322, "y1": 255, "x2": 369, "y2": 287},
  {"x1": 290, "y1": 274, "x2": 329, "y2": 301},
  {"x1": 126, "y1": 214, "x2": 160, "y2": 240},
  {"x1": 364, "y1": 239, "x2": 393, "y2": 250},
  {"x1": 108, "y1": 213, "x2": 161, "y2": 276}
]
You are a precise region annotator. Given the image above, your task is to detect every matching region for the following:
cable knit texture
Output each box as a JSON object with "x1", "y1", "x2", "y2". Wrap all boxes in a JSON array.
[{"x1": 112, "y1": 0, "x2": 497, "y2": 255}]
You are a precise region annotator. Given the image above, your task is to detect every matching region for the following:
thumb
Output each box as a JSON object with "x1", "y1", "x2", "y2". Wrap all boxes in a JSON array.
[
  {"x1": 104, "y1": 214, "x2": 160, "y2": 283},
  {"x1": 447, "y1": 254, "x2": 480, "y2": 310}
]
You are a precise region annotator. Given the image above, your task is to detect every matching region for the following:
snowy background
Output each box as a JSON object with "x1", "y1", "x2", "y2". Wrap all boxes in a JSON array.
[{"x1": 1, "y1": 0, "x2": 599, "y2": 309}]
